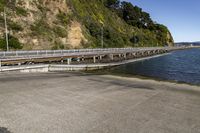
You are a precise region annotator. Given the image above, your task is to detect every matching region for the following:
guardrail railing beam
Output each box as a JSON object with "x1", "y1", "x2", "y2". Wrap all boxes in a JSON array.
[{"x1": 0, "y1": 46, "x2": 195, "y2": 59}]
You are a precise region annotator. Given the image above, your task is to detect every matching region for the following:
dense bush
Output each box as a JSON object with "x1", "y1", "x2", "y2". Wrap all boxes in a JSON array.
[
  {"x1": 8, "y1": 21, "x2": 23, "y2": 31},
  {"x1": 53, "y1": 26, "x2": 68, "y2": 38},
  {"x1": 104, "y1": 0, "x2": 120, "y2": 9},
  {"x1": 0, "y1": 35, "x2": 23, "y2": 50},
  {"x1": 0, "y1": 1, "x2": 5, "y2": 12},
  {"x1": 30, "y1": 19, "x2": 50, "y2": 36},
  {"x1": 130, "y1": 36, "x2": 139, "y2": 44},
  {"x1": 57, "y1": 12, "x2": 72, "y2": 25},
  {"x1": 16, "y1": 7, "x2": 28, "y2": 16},
  {"x1": 0, "y1": 0, "x2": 21, "y2": 11}
]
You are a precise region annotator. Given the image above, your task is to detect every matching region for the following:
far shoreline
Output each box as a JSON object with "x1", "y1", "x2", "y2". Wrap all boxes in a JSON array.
[
  {"x1": 85, "y1": 70, "x2": 200, "y2": 87},
  {"x1": 98, "y1": 74, "x2": 200, "y2": 92},
  {"x1": 85, "y1": 64, "x2": 200, "y2": 87}
]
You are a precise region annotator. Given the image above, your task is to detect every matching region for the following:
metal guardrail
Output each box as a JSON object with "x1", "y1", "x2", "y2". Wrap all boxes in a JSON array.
[
  {"x1": 0, "y1": 47, "x2": 172, "y2": 58},
  {"x1": 0, "y1": 46, "x2": 197, "y2": 60},
  {"x1": 0, "y1": 46, "x2": 198, "y2": 67}
]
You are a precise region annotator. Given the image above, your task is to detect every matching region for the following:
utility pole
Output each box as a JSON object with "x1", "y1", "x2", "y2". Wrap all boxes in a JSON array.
[
  {"x1": 101, "y1": 26, "x2": 104, "y2": 48},
  {"x1": 4, "y1": 7, "x2": 9, "y2": 51},
  {"x1": 101, "y1": 0, "x2": 104, "y2": 48}
]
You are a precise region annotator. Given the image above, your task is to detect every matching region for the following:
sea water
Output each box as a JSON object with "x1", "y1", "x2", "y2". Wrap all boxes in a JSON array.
[{"x1": 103, "y1": 48, "x2": 200, "y2": 85}]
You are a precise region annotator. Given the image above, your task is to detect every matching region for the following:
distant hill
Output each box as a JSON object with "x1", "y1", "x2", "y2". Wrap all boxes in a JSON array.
[
  {"x1": 0, "y1": 0, "x2": 174, "y2": 50},
  {"x1": 175, "y1": 41, "x2": 200, "y2": 46}
]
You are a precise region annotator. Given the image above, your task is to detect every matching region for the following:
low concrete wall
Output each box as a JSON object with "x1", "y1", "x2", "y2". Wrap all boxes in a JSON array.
[
  {"x1": 20, "y1": 65, "x2": 49, "y2": 73},
  {"x1": 0, "y1": 64, "x2": 115, "y2": 72},
  {"x1": 0, "y1": 65, "x2": 49, "y2": 73},
  {"x1": 49, "y1": 64, "x2": 110, "y2": 71}
]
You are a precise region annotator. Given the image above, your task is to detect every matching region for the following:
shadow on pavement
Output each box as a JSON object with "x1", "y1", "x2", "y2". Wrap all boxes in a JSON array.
[{"x1": 0, "y1": 127, "x2": 11, "y2": 133}]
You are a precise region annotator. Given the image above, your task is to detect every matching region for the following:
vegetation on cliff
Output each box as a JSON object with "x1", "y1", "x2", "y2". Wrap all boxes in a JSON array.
[{"x1": 0, "y1": 0, "x2": 174, "y2": 50}]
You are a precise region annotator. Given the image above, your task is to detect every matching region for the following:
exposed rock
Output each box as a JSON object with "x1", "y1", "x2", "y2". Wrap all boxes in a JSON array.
[
  {"x1": 0, "y1": 0, "x2": 86, "y2": 50},
  {"x1": 67, "y1": 21, "x2": 87, "y2": 49}
]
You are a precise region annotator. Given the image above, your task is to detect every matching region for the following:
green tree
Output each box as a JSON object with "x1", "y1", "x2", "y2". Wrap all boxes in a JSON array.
[
  {"x1": 104, "y1": 0, "x2": 120, "y2": 9},
  {"x1": 120, "y1": 2, "x2": 153, "y2": 29}
]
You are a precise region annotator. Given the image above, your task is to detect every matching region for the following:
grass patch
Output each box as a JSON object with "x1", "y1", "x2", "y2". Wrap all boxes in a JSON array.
[
  {"x1": 56, "y1": 12, "x2": 73, "y2": 25},
  {"x1": 30, "y1": 19, "x2": 51, "y2": 36},
  {"x1": 8, "y1": 21, "x2": 23, "y2": 31},
  {"x1": 53, "y1": 26, "x2": 68, "y2": 38},
  {"x1": 16, "y1": 7, "x2": 28, "y2": 16}
]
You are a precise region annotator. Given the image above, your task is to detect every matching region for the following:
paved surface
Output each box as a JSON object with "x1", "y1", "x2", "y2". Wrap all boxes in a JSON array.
[{"x1": 0, "y1": 72, "x2": 200, "y2": 133}]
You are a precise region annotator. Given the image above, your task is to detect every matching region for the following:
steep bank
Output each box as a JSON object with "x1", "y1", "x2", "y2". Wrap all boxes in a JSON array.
[{"x1": 0, "y1": 0, "x2": 174, "y2": 50}]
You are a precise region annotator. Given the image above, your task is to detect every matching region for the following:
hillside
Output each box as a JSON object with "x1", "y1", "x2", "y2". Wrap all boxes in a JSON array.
[{"x1": 0, "y1": 0, "x2": 174, "y2": 50}]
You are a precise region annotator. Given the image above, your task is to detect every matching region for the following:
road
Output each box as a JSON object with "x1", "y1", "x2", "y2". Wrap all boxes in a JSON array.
[
  {"x1": 0, "y1": 72, "x2": 200, "y2": 133},
  {"x1": 0, "y1": 46, "x2": 196, "y2": 59},
  {"x1": 1, "y1": 46, "x2": 199, "y2": 67}
]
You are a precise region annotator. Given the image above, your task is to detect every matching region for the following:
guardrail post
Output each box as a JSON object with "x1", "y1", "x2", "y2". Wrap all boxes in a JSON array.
[
  {"x1": 99, "y1": 55, "x2": 102, "y2": 60},
  {"x1": 109, "y1": 54, "x2": 114, "y2": 60},
  {"x1": 0, "y1": 59, "x2": 1, "y2": 72},
  {"x1": 67, "y1": 58, "x2": 71, "y2": 65},
  {"x1": 93, "y1": 56, "x2": 96, "y2": 63},
  {"x1": 61, "y1": 57, "x2": 64, "y2": 63},
  {"x1": 124, "y1": 53, "x2": 127, "y2": 59}
]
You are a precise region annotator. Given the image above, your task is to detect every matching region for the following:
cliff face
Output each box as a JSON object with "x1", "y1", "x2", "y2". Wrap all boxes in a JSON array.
[
  {"x1": 0, "y1": 0, "x2": 87, "y2": 50},
  {"x1": 0, "y1": 0, "x2": 174, "y2": 50}
]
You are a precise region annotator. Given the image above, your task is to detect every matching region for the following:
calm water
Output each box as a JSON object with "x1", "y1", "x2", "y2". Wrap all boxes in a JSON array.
[{"x1": 100, "y1": 48, "x2": 200, "y2": 85}]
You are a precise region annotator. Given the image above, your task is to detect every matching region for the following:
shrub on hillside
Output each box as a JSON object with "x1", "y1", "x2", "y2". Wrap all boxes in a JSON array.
[{"x1": 0, "y1": 35, "x2": 23, "y2": 50}]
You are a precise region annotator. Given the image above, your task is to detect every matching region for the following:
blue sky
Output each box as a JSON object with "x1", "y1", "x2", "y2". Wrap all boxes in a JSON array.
[{"x1": 128, "y1": 0, "x2": 200, "y2": 42}]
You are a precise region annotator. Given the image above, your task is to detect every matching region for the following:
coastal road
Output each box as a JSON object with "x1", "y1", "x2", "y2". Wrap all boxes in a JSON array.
[{"x1": 0, "y1": 72, "x2": 200, "y2": 133}]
